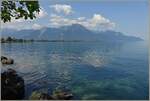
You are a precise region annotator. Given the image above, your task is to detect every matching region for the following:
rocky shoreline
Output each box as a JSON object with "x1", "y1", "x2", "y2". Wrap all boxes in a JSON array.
[
  {"x1": 1, "y1": 56, "x2": 14, "y2": 65},
  {"x1": 1, "y1": 68, "x2": 25, "y2": 100},
  {"x1": 1, "y1": 56, "x2": 73, "y2": 100},
  {"x1": 29, "y1": 89, "x2": 73, "y2": 100}
]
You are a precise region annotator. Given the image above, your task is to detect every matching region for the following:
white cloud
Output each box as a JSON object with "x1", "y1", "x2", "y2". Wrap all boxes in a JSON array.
[
  {"x1": 36, "y1": 8, "x2": 48, "y2": 18},
  {"x1": 1, "y1": 18, "x2": 32, "y2": 30},
  {"x1": 87, "y1": 14, "x2": 115, "y2": 30},
  {"x1": 49, "y1": 14, "x2": 115, "y2": 31},
  {"x1": 32, "y1": 23, "x2": 43, "y2": 30},
  {"x1": 77, "y1": 17, "x2": 86, "y2": 21},
  {"x1": 49, "y1": 14, "x2": 73, "y2": 27},
  {"x1": 2, "y1": 3, "x2": 116, "y2": 32},
  {"x1": 50, "y1": 4, "x2": 73, "y2": 15},
  {"x1": 12, "y1": 18, "x2": 25, "y2": 23}
]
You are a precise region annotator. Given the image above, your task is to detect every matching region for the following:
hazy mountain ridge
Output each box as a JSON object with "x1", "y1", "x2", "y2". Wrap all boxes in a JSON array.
[{"x1": 2, "y1": 24, "x2": 142, "y2": 42}]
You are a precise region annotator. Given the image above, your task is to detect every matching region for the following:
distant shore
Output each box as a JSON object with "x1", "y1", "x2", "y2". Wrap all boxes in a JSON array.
[
  {"x1": 1, "y1": 40, "x2": 86, "y2": 43},
  {"x1": 1, "y1": 37, "x2": 34, "y2": 43},
  {"x1": 1, "y1": 37, "x2": 96, "y2": 43},
  {"x1": 1, "y1": 36, "x2": 142, "y2": 44}
]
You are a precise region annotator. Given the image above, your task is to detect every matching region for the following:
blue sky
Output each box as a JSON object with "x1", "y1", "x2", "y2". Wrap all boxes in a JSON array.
[{"x1": 2, "y1": 0, "x2": 149, "y2": 39}]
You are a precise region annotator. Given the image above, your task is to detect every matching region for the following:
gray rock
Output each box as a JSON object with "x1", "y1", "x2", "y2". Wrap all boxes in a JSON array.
[
  {"x1": 29, "y1": 89, "x2": 73, "y2": 100},
  {"x1": 1, "y1": 56, "x2": 14, "y2": 64},
  {"x1": 1, "y1": 68, "x2": 25, "y2": 100},
  {"x1": 29, "y1": 91, "x2": 53, "y2": 100},
  {"x1": 52, "y1": 89, "x2": 73, "y2": 100}
]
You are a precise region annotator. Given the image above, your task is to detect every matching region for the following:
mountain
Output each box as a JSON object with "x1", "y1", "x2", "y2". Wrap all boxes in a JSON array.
[{"x1": 2, "y1": 24, "x2": 142, "y2": 42}]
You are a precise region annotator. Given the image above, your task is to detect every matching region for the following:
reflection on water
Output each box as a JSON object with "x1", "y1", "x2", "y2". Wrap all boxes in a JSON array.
[
  {"x1": 1, "y1": 41, "x2": 149, "y2": 100},
  {"x1": 82, "y1": 51, "x2": 106, "y2": 67}
]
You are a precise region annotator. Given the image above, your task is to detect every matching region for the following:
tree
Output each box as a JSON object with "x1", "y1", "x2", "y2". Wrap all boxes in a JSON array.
[
  {"x1": 1, "y1": 37, "x2": 5, "y2": 43},
  {"x1": 1, "y1": 0, "x2": 40, "y2": 23},
  {"x1": 6, "y1": 36, "x2": 12, "y2": 41}
]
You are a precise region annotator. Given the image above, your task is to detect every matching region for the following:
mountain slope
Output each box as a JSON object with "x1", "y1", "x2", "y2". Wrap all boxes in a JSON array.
[{"x1": 2, "y1": 24, "x2": 142, "y2": 42}]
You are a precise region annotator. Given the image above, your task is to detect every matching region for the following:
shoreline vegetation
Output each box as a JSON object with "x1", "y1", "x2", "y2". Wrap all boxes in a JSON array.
[
  {"x1": 1, "y1": 36, "x2": 143, "y2": 44},
  {"x1": 1, "y1": 36, "x2": 84, "y2": 43},
  {"x1": 1, "y1": 37, "x2": 34, "y2": 43},
  {"x1": 1, "y1": 36, "x2": 114, "y2": 43}
]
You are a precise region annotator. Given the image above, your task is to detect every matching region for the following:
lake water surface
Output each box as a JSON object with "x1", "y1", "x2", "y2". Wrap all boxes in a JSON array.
[{"x1": 1, "y1": 41, "x2": 149, "y2": 100}]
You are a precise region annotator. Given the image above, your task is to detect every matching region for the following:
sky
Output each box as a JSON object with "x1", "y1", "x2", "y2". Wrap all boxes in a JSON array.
[{"x1": 2, "y1": 0, "x2": 149, "y2": 39}]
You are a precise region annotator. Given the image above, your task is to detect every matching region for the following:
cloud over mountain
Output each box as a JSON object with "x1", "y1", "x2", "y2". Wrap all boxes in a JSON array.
[
  {"x1": 32, "y1": 23, "x2": 43, "y2": 30},
  {"x1": 49, "y1": 14, "x2": 115, "y2": 31},
  {"x1": 2, "y1": 4, "x2": 115, "y2": 31}
]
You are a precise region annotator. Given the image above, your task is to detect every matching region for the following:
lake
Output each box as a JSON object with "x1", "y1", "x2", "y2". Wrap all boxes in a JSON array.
[{"x1": 1, "y1": 41, "x2": 149, "y2": 100}]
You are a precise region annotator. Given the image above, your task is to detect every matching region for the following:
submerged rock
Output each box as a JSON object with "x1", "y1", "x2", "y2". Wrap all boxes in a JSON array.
[
  {"x1": 1, "y1": 68, "x2": 25, "y2": 100},
  {"x1": 29, "y1": 91, "x2": 52, "y2": 100},
  {"x1": 1, "y1": 56, "x2": 14, "y2": 65},
  {"x1": 29, "y1": 89, "x2": 73, "y2": 100},
  {"x1": 52, "y1": 89, "x2": 73, "y2": 100}
]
